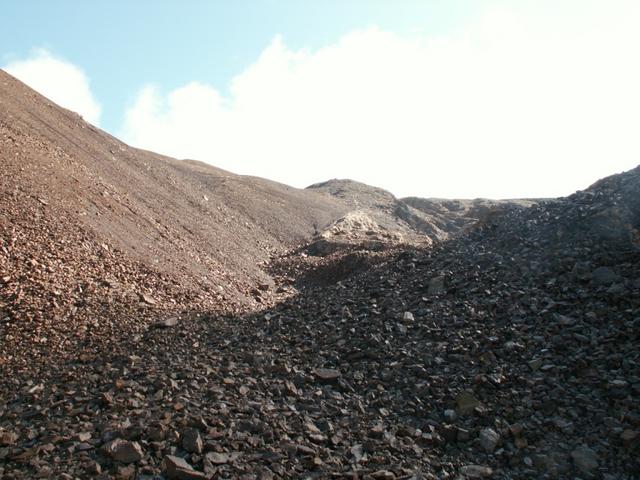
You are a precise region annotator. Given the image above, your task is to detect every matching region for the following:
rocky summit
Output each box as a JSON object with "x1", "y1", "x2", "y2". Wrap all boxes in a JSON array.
[{"x1": 1, "y1": 69, "x2": 639, "y2": 480}]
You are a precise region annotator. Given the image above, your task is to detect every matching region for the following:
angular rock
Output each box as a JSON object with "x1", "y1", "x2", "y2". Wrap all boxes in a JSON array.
[
  {"x1": 479, "y1": 428, "x2": 500, "y2": 453},
  {"x1": 181, "y1": 428, "x2": 203, "y2": 454},
  {"x1": 456, "y1": 390, "x2": 480, "y2": 415},
  {"x1": 102, "y1": 439, "x2": 144, "y2": 464},
  {"x1": 152, "y1": 316, "x2": 179, "y2": 328},
  {"x1": 140, "y1": 293, "x2": 157, "y2": 305},
  {"x1": 165, "y1": 455, "x2": 207, "y2": 480},
  {"x1": 313, "y1": 368, "x2": 341, "y2": 383}
]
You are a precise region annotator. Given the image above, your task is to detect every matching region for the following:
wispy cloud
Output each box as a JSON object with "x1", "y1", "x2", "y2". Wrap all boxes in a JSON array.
[{"x1": 4, "y1": 49, "x2": 102, "y2": 125}]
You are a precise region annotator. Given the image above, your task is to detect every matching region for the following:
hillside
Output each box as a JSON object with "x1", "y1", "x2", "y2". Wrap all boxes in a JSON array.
[
  {"x1": 1, "y1": 68, "x2": 638, "y2": 479},
  {"x1": 0, "y1": 68, "x2": 359, "y2": 365}
]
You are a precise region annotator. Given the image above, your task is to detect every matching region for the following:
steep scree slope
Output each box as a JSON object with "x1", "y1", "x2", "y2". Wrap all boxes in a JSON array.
[{"x1": 0, "y1": 68, "x2": 353, "y2": 363}]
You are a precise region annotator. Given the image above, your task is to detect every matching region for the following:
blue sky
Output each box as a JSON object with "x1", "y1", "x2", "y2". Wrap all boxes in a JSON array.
[
  {"x1": 1, "y1": 0, "x2": 481, "y2": 132},
  {"x1": 2, "y1": 1, "x2": 640, "y2": 199}
]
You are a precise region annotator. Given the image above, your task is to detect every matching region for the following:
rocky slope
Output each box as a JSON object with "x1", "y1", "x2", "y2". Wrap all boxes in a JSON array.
[
  {"x1": 307, "y1": 179, "x2": 535, "y2": 243},
  {"x1": 0, "y1": 69, "x2": 638, "y2": 479},
  {"x1": 0, "y1": 68, "x2": 357, "y2": 369}
]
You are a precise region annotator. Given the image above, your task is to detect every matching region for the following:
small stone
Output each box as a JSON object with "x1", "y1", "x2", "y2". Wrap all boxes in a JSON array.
[
  {"x1": 609, "y1": 379, "x2": 628, "y2": 388},
  {"x1": 428, "y1": 276, "x2": 446, "y2": 294},
  {"x1": 148, "y1": 423, "x2": 168, "y2": 441},
  {"x1": 370, "y1": 470, "x2": 395, "y2": 479},
  {"x1": 607, "y1": 283, "x2": 626, "y2": 295},
  {"x1": 0, "y1": 431, "x2": 17, "y2": 446},
  {"x1": 515, "y1": 437, "x2": 528, "y2": 449},
  {"x1": 479, "y1": 428, "x2": 500, "y2": 453},
  {"x1": 101, "y1": 392, "x2": 114, "y2": 405},
  {"x1": 313, "y1": 368, "x2": 341, "y2": 383},
  {"x1": 531, "y1": 453, "x2": 556, "y2": 473},
  {"x1": 402, "y1": 311, "x2": 415, "y2": 322},
  {"x1": 102, "y1": 438, "x2": 144, "y2": 464},
  {"x1": 509, "y1": 423, "x2": 524, "y2": 437},
  {"x1": 444, "y1": 409, "x2": 457, "y2": 422},
  {"x1": 456, "y1": 390, "x2": 480, "y2": 415},
  {"x1": 165, "y1": 455, "x2": 207, "y2": 480},
  {"x1": 36, "y1": 466, "x2": 53, "y2": 478},
  {"x1": 87, "y1": 461, "x2": 102, "y2": 475},
  {"x1": 153, "y1": 316, "x2": 179, "y2": 328},
  {"x1": 140, "y1": 293, "x2": 157, "y2": 305},
  {"x1": 458, "y1": 465, "x2": 493, "y2": 478},
  {"x1": 181, "y1": 428, "x2": 203, "y2": 454},
  {"x1": 441, "y1": 424, "x2": 458, "y2": 443},
  {"x1": 528, "y1": 358, "x2": 543, "y2": 371},
  {"x1": 571, "y1": 446, "x2": 598, "y2": 475},
  {"x1": 457, "y1": 428, "x2": 471, "y2": 442},
  {"x1": 76, "y1": 432, "x2": 92, "y2": 442},
  {"x1": 206, "y1": 452, "x2": 229, "y2": 464}
]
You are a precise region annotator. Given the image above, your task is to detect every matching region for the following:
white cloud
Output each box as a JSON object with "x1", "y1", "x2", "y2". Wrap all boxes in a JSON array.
[
  {"x1": 123, "y1": 2, "x2": 640, "y2": 199},
  {"x1": 4, "y1": 49, "x2": 102, "y2": 125}
]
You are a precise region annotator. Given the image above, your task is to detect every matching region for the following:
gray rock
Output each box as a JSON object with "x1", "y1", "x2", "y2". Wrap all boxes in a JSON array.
[
  {"x1": 428, "y1": 276, "x2": 446, "y2": 294},
  {"x1": 140, "y1": 293, "x2": 157, "y2": 305},
  {"x1": 591, "y1": 266, "x2": 619, "y2": 286},
  {"x1": 152, "y1": 316, "x2": 179, "y2": 328},
  {"x1": 571, "y1": 446, "x2": 598, "y2": 475},
  {"x1": 479, "y1": 428, "x2": 500, "y2": 453}
]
